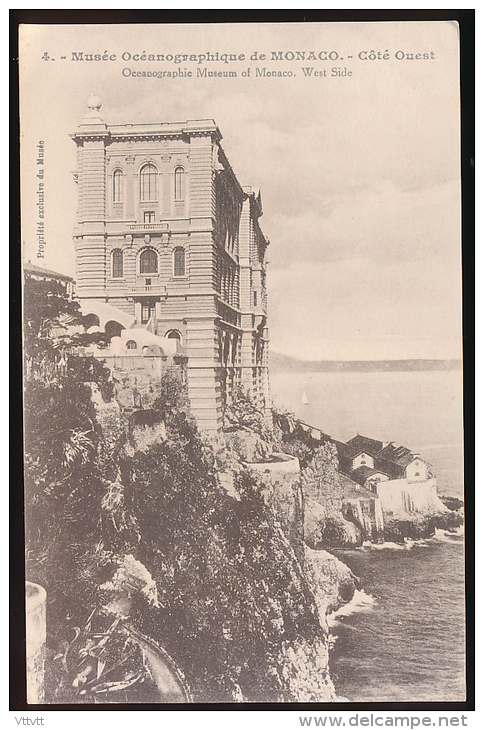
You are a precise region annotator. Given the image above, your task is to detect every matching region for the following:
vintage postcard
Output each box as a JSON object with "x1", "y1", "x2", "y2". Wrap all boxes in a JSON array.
[{"x1": 19, "y1": 19, "x2": 468, "y2": 708}]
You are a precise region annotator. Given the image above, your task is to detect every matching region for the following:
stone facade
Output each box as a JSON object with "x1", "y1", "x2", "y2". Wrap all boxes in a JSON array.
[{"x1": 71, "y1": 97, "x2": 270, "y2": 434}]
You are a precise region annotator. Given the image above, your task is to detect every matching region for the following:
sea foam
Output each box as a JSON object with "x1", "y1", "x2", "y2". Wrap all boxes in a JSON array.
[
  {"x1": 358, "y1": 540, "x2": 410, "y2": 551},
  {"x1": 432, "y1": 526, "x2": 464, "y2": 542},
  {"x1": 328, "y1": 589, "x2": 376, "y2": 626}
]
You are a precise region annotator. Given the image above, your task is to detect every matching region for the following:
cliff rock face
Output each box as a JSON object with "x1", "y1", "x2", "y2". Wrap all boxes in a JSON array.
[
  {"x1": 343, "y1": 496, "x2": 385, "y2": 543},
  {"x1": 115, "y1": 437, "x2": 338, "y2": 703},
  {"x1": 278, "y1": 637, "x2": 336, "y2": 702},
  {"x1": 234, "y1": 457, "x2": 356, "y2": 702},
  {"x1": 110, "y1": 363, "x2": 185, "y2": 411},
  {"x1": 304, "y1": 546, "x2": 357, "y2": 622},
  {"x1": 245, "y1": 454, "x2": 305, "y2": 564},
  {"x1": 305, "y1": 496, "x2": 362, "y2": 548},
  {"x1": 383, "y1": 509, "x2": 464, "y2": 542},
  {"x1": 85, "y1": 401, "x2": 355, "y2": 702}
]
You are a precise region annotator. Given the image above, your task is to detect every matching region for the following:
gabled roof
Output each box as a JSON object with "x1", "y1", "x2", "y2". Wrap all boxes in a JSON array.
[
  {"x1": 332, "y1": 439, "x2": 353, "y2": 458},
  {"x1": 347, "y1": 434, "x2": 384, "y2": 455},
  {"x1": 24, "y1": 261, "x2": 74, "y2": 282},
  {"x1": 332, "y1": 433, "x2": 429, "y2": 483},
  {"x1": 331, "y1": 439, "x2": 371, "y2": 460},
  {"x1": 347, "y1": 435, "x2": 426, "y2": 471},
  {"x1": 377, "y1": 443, "x2": 417, "y2": 468},
  {"x1": 351, "y1": 465, "x2": 391, "y2": 486},
  {"x1": 330, "y1": 439, "x2": 355, "y2": 475},
  {"x1": 332, "y1": 439, "x2": 377, "y2": 478}
]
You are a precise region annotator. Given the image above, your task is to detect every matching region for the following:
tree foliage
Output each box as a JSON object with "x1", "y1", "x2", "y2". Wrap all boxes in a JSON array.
[
  {"x1": 223, "y1": 387, "x2": 271, "y2": 440},
  {"x1": 24, "y1": 274, "x2": 116, "y2": 631},
  {"x1": 23, "y1": 274, "x2": 329, "y2": 703},
  {"x1": 24, "y1": 277, "x2": 80, "y2": 341},
  {"x1": 122, "y1": 442, "x2": 321, "y2": 702},
  {"x1": 23, "y1": 275, "x2": 111, "y2": 363},
  {"x1": 151, "y1": 369, "x2": 191, "y2": 423}
]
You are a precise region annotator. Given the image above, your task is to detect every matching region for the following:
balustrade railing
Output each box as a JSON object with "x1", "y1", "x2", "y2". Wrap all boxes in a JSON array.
[{"x1": 128, "y1": 223, "x2": 170, "y2": 232}]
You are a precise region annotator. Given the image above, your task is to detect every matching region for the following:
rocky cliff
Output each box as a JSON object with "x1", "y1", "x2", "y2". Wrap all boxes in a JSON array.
[{"x1": 28, "y1": 367, "x2": 360, "y2": 703}]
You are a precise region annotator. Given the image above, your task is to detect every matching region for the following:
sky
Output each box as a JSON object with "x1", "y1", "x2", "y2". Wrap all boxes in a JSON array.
[{"x1": 19, "y1": 21, "x2": 462, "y2": 361}]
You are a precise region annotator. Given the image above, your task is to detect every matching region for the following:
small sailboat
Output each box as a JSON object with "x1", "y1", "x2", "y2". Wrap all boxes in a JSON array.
[{"x1": 301, "y1": 390, "x2": 309, "y2": 406}]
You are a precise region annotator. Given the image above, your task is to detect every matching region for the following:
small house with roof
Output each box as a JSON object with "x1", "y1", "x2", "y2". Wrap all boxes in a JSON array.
[
  {"x1": 333, "y1": 435, "x2": 385, "y2": 473},
  {"x1": 333, "y1": 434, "x2": 444, "y2": 515}
]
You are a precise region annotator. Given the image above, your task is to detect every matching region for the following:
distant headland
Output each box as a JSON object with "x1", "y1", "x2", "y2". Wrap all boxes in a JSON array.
[{"x1": 269, "y1": 352, "x2": 461, "y2": 373}]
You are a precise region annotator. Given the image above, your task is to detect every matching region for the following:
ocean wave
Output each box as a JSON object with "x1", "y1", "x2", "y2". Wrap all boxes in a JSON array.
[
  {"x1": 431, "y1": 526, "x2": 464, "y2": 542},
  {"x1": 357, "y1": 529, "x2": 463, "y2": 551},
  {"x1": 328, "y1": 589, "x2": 376, "y2": 626},
  {"x1": 408, "y1": 539, "x2": 431, "y2": 547},
  {"x1": 358, "y1": 540, "x2": 410, "y2": 551}
]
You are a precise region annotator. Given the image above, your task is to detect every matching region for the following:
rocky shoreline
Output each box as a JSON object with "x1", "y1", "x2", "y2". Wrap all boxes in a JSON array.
[
  {"x1": 305, "y1": 485, "x2": 463, "y2": 549},
  {"x1": 303, "y1": 495, "x2": 463, "y2": 608},
  {"x1": 383, "y1": 507, "x2": 464, "y2": 542}
]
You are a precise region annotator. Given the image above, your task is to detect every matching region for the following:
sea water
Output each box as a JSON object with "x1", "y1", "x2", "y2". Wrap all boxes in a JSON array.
[{"x1": 270, "y1": 368, "x2": 466, "y2": 702}]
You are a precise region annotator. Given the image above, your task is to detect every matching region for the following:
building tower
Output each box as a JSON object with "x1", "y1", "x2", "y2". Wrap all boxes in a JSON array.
[{"x1": 71, "y1": 96, "x2": 270, "y2": 434}]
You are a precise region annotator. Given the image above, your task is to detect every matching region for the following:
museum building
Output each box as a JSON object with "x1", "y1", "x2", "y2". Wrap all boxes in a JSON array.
[{"x1": 71, "y1": 96, "x2": 270, "y2": 434}]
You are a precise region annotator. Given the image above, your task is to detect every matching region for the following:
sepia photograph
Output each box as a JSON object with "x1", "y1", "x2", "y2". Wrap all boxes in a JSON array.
[{"x1": 17, "y1": 16, "x2": 471, "y2": 709}]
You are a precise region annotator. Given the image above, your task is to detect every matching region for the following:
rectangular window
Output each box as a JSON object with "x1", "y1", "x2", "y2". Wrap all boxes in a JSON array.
[
  {"x1": 141, "y1": 301, "x2": 156, "y2": 324},
  {"x1": 144, "y1": 211, "x2": 155, "y2": 223},
  {"x1": 112, "y1": 249, "x2": 123, "y2": 278},
  {"x1": 174, "y1": 247, "x2": 186, "y2": 277},
  {"x1": 253, "y1": 291, "x2": 258, "y2": 307}
]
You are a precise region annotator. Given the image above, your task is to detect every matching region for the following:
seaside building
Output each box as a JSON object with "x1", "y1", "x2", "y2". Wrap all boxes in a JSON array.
[
  {"x1": 333, "y1": 434, "x2": 442, "y2": 514},
  {"x1": 70, "y1": 96, "x2": 270, "y2": 434}
]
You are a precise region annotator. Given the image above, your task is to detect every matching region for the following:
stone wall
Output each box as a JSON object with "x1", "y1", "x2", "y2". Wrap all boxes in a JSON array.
[
  {"x1": 376, "y1": 477, "x2": 446, "y2": 515},
  {"x1": 102, "y1": 358, "x2": 186, "y2": 411},
  {"x1": 344, "y1": 496, "x2": 385, "y2": 542}
]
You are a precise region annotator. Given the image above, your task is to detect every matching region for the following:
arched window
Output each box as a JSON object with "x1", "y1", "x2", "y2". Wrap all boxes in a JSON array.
[
  {"x1": 166, "y1": 329, "x2": 182, "y2": 343},
  {"x1": 174, "y1": 166, "x2": 185, "y2": 201},
  {"x1": 139, "y1": 248, "x2": 158, "y2": 274},
  {"x1": 140, "y1": 163, "x2": 157, "y2": 201},
  {"x1": 113, "y1": 169, "x2": 123, "y2": 203},
  {"x1": 126, "y1": 340, "x2": 137, "y2": 350},
  {"x1": 82, "y1": 313, "x2": 100, "y2": 330},
  {"x1": 105, "y1": 321, "x2": 124, "y2": 339},
  {"x1": 112, "y1": 249, "x2": 123, "y2": 278},
  {"x1": 173, "y1": 247, "x2": 186, "y2": 277}
]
